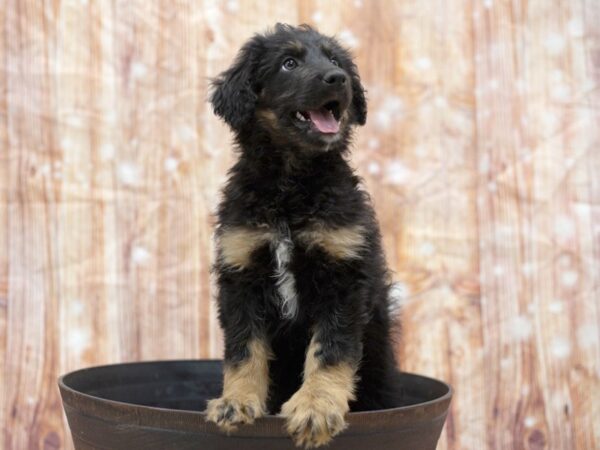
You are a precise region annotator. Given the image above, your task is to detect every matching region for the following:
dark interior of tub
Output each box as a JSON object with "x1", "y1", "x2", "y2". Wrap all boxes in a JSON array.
[{"x1": 62, "y1": 360, "x2": 449, "y2": 413}]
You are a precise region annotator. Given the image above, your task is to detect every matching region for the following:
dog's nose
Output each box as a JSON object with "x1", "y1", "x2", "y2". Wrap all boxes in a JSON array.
[{"x1": 323, "y1": 69, "x2": 347, "y2": 86}]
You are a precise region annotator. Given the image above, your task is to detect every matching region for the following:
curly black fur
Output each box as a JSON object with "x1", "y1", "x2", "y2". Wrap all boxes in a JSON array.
[{"x1": 211, "y1": 23, "x2": 402, "y2": 414}]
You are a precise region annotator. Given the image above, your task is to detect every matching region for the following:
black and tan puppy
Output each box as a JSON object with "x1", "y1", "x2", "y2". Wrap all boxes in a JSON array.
[{"x1": 206, "y1": 24, "x2": 402, "y2": 448}]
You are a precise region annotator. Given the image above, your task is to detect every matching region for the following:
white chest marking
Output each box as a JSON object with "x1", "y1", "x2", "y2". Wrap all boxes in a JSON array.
[{"x1": 273, "y1": 233, "x2": 298, "y2": 320}]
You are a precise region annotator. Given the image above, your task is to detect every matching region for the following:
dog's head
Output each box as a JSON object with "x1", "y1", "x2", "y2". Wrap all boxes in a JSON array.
[{"x1": 210, "y1": 24, "x2": 367, "y2": 151}]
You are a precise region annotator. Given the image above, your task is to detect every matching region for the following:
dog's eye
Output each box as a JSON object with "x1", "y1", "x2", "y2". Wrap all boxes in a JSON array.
[
  {"x1": 282, "y1": 58, "x2": 298, "y2": 71},
  {"x1": 330, "y1": 57, "x2": 339, "y2": 67}
]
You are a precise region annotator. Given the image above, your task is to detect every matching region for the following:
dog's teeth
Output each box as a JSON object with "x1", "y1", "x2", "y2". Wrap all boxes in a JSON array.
[{"x1": 296, "y1": 111, "x2": 307, "y2": 121}]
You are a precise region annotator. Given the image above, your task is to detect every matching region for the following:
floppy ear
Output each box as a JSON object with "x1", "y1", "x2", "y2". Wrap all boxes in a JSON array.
[
  {"x1": 210, "y1": 36, "x2": 264, "y2": 130},
  {"x1": 350, "y1": 67, "x2": 367, "y2": 126}
]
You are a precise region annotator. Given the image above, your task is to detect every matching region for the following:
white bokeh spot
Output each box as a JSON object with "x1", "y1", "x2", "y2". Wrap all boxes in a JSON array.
[
  {"x1": 164, "y1": 157, "x2": 179, "y2": 172},
  {"x1": 550, "y1": 337, "x2": 571, "y2": 359},
  {"x1": 500, "y1": 356, "x2": 512, "y2": 368},
  {"x1": 544, "y1": 33, "x2": 566, "y2": 55},
  {"x1": 385, "y1": 160, "x2": 411, "y2": 185},
  {"x1": 507, "y1": 315, "x2": 533, "y2": 341},
  {"x1": 368, "y1": 138, "x2": 380, "y2": 149},
  {"x1": 375, "y1": 96, "x2": 404, "y2": 129},
  {"x1": 548, "y1": 301, "x2": 564, "y2": 314},
  {"x1": 554, "y1": 215, "x2": 575, "y2": 240},
  {"x1": 311, "y1": 11, "x2": 323, "y2": 23},
  {"x1": 560, "y1": 270, "x2": 579, "y2": 288},
  {"x1": 415, "y1": 57, "x2": 432, "y2": 71},
  {"x1": 226, "y1": 0, "x2": 239, "y2": 12},
  {"x1": 118, "y1": 162, "x2": 140, "y2": 186},
  {"x1": 493, "y1": 264, "x2": 505, "y2": 277},
  {"x1": 131, "y1": 62, "x2": 148, "y2": 80},
  {"x1": 577, "y1": 324, "x2": 598, "y2": 349},
  {"x1": 100, "y1": 143, "x2": 116, "y2": 161},
  {"x1": 367, "y1": 161, "x2": 381, "y2": 175},
  {"x1": 131, "y1": 246, "x2": 151, "y2": 266},
  {"x1": 521, "y1": 262, "x2": 534, "y2": 278},
  {"x1": 567, "y1": 19, "x2": 584, "y2": 38},
  {"x1": 71, "y1": 300, "x2": 85, "y2": 316},
  {"x1": 419, "y1": 241, "x2": 436, "y2": 257},
  {"x1": 338, "y1": 29, "x2": 359, "y2": 48},
  {"x1": 68, "y1": 328, "x2": 91, "y2": 355},
  {"x1": 177, "y1": 124, "x2": 196, "y2": 142},
  {"x1": 524, "y1": 417, "x2": 536, "y2": 428}
]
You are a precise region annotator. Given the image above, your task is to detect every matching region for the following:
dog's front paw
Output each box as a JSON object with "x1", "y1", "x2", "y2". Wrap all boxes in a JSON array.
[
  {"x1": 206, "y1": 396, "x2": 265, "y2": 432},
  {"x1": 280, "y1": 387, "x2": 349, "y2": 448}
]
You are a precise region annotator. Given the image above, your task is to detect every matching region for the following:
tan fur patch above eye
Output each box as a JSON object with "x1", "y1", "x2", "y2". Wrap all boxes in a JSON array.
[
  {"x1": 297, "y1": 224, "x2": 367, "y2": 260},
  {"x1": 218, "y1": 226, "x2": 275, "y2": 269},
  {"x1": 289, "y1": 40, "x2": 304, "y2": 53},
  {"x1": 256, "y1": 109, "x2": 279, "y2": 130}
]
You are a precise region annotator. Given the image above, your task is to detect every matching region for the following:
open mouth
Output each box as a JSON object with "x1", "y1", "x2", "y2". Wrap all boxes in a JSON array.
[{"x1": 293, "y1": 101, "x2": 341, "y2": 134}]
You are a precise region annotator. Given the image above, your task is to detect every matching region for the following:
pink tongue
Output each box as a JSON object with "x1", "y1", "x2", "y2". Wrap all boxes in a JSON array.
[{"x1": 307, "y1": 108, "x2": 339, "y2": 134}]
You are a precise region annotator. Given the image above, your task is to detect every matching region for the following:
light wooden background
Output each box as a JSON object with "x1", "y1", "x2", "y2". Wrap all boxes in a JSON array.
[{"x1": 1, "y1": 1, "x2": 599, "y2": 449}]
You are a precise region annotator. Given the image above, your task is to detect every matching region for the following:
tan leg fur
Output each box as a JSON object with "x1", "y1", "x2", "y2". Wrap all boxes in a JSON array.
[
  {"x1": 206, "y1": 339, "x2": 272, "y2": 431},
  {"x1": 280, "y1": 337, "x2": 357, "y2": 448}
]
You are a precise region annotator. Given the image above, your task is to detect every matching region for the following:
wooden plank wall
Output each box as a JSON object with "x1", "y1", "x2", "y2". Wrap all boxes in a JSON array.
[{"x1": 1, "y1": 1, "x2": 599, "y2": 449}]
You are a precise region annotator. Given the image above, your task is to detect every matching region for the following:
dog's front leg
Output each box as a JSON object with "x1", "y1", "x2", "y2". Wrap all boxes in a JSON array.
[
  {"x1": 206, "y1": 336, "x2": 271, "y2": 431},
  {"x1": 281, "y1": 318, "x2": 361, "y2": 448},
  {"x1": 206, "y1": 274, "x2": 272, "y2": 431},
  {"x1": 206, "y1": 226, "x2": 275, "y2": 431}
]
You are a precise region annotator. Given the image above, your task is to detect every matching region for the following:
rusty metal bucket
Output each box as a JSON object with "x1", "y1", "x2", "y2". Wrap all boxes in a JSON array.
[{"x1": 58, "y1": 360, "x2": 452, "y2": 449}]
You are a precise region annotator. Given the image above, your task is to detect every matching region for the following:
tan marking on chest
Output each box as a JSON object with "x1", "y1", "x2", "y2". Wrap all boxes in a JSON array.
[
  {"x1": 297, "y1": 224, "x2": 367, "y2": 260},
  {"x1": 218, "y1": 226, "x2": 275, "y2": 269}
]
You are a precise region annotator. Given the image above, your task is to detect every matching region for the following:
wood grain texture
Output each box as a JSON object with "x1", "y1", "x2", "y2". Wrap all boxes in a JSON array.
[{"x1": 1, "y1": 1, "x2": 599, "y2": 449}]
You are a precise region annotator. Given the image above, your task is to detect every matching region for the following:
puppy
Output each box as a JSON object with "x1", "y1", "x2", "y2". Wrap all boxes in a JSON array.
[{"x1": 206, "y1": 24, "x2": 402, "y2": 448}]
